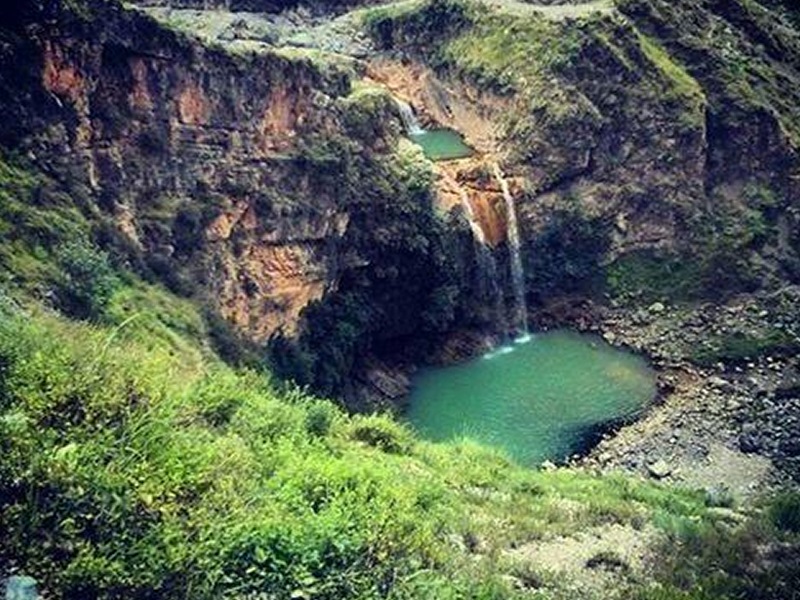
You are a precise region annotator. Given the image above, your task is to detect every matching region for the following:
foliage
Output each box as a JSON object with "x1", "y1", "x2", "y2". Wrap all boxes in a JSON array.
[
  {"x1": 606, "y1": 250, "x2": 705, "y2": 304},
  {"x1": 0, "y1": 302, "x2": 748, "y2": 600},
  {"x1": 364, "y1": 0, "x2": 474, "y2": 52},
  {"x1": 0, "y1": 308, "x2": 448, "y2": 599},
  {"x1": 52, "y1": 240, "x2": 118, "y2": 321},
  {"x1": 0, "y1": 155, "x2": 90, "y2": 293},
  {"x1": 769, "y1": 492, "x2": 800, "y2": 534},
  {"x1": 340, "y1": 85, "x2": 401, "y2": 142},
  {"x1": 688, "y1": 328, "x2": 800, "y2": 366},
  {"x1": 636, "y1": 33, "x2": 704, "y2": 106},
  {"x1": 607, "y1": 194, "x2": 772, "y2": 304},
  {"x1": 645, "y1": 493, "x2": 800, "y2": 600}
]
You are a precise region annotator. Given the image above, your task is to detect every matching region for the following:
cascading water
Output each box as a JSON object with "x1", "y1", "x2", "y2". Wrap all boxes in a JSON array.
[
  {"x1": 457, "y1": 188, "x2": 506, "y2": 329},
  {"x1": 395, "y1": 99, "x2": 424, "y2": 135},
  {"x1": 393, "y1": 97, "x2": 523, "y2": 339},
  {"x1": 493, "y1": 163, "x2": 529, "y2": 338}
]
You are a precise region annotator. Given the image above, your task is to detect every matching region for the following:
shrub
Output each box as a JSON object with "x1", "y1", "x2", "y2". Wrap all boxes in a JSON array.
[
  {"x1": 350, "y1": 414, "x2": 413, "y2": 454},
  {"x1": 53, "y1": 240, "x2": 118, "y2": 320},
  {"x1": 304, "y1": 400, "x2": 338, "y2": 437},
  {"x1": 769, "y1": 492, "x2": 800, "y2": 533}
]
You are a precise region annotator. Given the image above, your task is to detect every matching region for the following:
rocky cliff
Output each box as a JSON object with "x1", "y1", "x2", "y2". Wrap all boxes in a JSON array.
[
  {"x1": 368, "y1": 0, "x2": 800, "y2": 304},
  {"x1": 2, "y1": 0, "x2": 799, "y2": 403},
  {"x1": 0, "y1": 0, "x2": 482, "y2": 402}
]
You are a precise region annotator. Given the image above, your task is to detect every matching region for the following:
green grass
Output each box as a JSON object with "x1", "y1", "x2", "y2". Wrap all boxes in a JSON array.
[
  {"x1": 0, "y1": 297, "x2": 747, "y2": 599},
  {"x1": 440, "y1": 13, "x2": 585, "y2": 97},
  {"x1": 0, "y1": 156, "x2": 90, "y2": 293},
  {"x1": 636, "y1": 33, "x2": 704, "y2": 104}
]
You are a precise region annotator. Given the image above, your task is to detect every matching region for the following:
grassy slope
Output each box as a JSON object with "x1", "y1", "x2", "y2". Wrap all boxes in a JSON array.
[{"x1": 0, "y1": 296, "x2": 746, "y2": 600}]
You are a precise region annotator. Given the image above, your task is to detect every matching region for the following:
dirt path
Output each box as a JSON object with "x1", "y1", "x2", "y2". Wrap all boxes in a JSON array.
[
  {"x1": 507, "y1": 523, "x2": 661, "y2": 599},
  {"x1": 484, "y1": 0, "x2": 615, "y2": 19}
]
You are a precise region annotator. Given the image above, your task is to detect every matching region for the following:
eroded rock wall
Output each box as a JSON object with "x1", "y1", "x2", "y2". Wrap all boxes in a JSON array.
[{"x1": 3, "y1": 1, "x2": 360, "y2": 340}]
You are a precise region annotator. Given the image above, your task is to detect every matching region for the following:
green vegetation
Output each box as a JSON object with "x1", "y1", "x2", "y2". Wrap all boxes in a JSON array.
[
  {"x1": 607, "y1": 194, "x2": 774, "y2": 304},
  {"x1": 0, "y1": 156, "x2": 90, "y2": 294},
  {"x1": 643, "y1": 496, "x2": 800, "y2": 600},
  {"x1": 606, "y1": 251, "x2": 706, "y2": 304},
  {"x1": 1, "y1": 0, "x2": 799, "y2": 597},
  {"x1": 689, "y1": 328, "x2": 800, "y2": 366},
  {"x1": 636, "y1": 33, "x2": 703, "y2": 104},
  {"x1": 769, "y1": 492, "x2": 800, "y2": 534},
  {"x1": 53, "y1": 241, "x2": 118, "y2": 321},
  {"x1": 4, "y1": 298, "x2": 796, "y2": 599},
  {"x1": 364, "y1": 0, "x2": 475, "y2": 53}
]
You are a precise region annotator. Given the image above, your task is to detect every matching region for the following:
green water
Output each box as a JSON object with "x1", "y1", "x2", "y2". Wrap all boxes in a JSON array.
[
  {"x1": 409, "y1": 129, "x2": 474, "y2": 161},
  {"x1": 407, "y1": 331, "x2": 656, "y2": 465}
]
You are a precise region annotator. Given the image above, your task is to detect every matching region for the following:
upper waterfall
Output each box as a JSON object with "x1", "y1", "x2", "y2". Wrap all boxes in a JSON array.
[{"x1": 395, "y1": 99, "x2": 424, "y2": 135}]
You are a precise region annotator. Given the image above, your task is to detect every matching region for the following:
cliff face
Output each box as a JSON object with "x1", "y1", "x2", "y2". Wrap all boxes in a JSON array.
[
  {"x1": 2, "y1": 0, "x2": 799, "y2": 401},
  {"x1": 367, "y1": 0, "x2": 800, "y2": 303},
  {"x1": 2, "y1": 0, "x2": 464, "y2": 353},
  {"x1": 3, "y1": 1, "x2": 349, "y2": 340},
  {"x1": 0, "y1": 0, "x2": 477, "y2": 404}
]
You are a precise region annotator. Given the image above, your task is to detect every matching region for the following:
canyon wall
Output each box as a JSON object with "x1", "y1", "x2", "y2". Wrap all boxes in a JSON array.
[
  {"x1": 0, "y1": 0, "x2": 478, "y2": 401},
  {"x1": 3, "y1": 0, "x2": 799, "y2": 402},
  {"x1": 368, "y1": 0, "x2": 800, "y2": 305}
]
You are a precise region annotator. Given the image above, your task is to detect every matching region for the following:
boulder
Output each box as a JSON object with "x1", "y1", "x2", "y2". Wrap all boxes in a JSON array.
[{"x1": 647, "y1": 459, "x2": 672, "y2": 479}]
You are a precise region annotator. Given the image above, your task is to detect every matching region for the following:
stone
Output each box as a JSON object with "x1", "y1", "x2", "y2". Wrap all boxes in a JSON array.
[
  {"x1": 648, "y1": 302, "x2": 666, "y2": 314},
  {"x1": 739, "y1": 424, "x2": 762, "y2": 453},
  {"x1": 647, "y1": 459, "x2": 672, "y2": 479},
  {"x1": 708, "y1": 376, "x2": 733, "y2": 391},
  {"x1": 5, "y1": 576, "x2": 39, "y2": 600},
  {"x1": 602, "y1": 331, "x2": 617, "y2": 344}
]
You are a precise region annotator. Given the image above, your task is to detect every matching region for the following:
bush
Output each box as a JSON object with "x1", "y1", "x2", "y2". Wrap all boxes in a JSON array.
[
  {"x1": 769, "y1": 492, "x2": 800, "y2": 534},
  {"x1": 304, "y1": 400, "x2": 338, "y2": 437},
  {"x1": 350, "y1": 414, "x2": 413, "y2": 454},
  {"x1": 53, "y1": 240, "x2": 118, "y2": 320}
]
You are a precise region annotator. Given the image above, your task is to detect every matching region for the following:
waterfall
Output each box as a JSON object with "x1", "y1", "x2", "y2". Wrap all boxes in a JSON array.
[
  {"x1": 492, "y1": 163, "x2": 529, "y2": 336},
  {"x1": 395, "y1": 99, "x2": 424, "y2": 135},
  {"x1": 457, "y1": 188, "x2": 506, "y2": 329}
]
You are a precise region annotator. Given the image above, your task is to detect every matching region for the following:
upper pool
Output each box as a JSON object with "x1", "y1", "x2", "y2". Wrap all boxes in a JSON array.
[
  {"x1": 406, "y1": 331, "x2": 656, "y2": 465},
  {"x1": 409, "y1": 128, "x2": 474, "y2": 161}
]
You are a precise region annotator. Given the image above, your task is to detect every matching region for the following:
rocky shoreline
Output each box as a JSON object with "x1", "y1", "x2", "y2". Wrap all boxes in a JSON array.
[{"x1": 562, "y1": 286, "x2": 800, "y2": 497}]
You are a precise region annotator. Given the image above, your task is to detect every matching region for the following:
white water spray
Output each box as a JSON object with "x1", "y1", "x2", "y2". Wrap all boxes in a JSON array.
[{"x1": 395, "y1": 99, "x2": 424, "y2": 135}]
